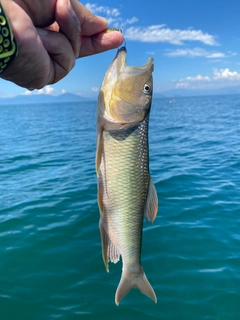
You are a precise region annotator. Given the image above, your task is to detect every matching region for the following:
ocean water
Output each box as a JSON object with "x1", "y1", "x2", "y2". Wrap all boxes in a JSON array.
[{"x1": 0, "y1": 95, "x2": 240, "y2": 319}]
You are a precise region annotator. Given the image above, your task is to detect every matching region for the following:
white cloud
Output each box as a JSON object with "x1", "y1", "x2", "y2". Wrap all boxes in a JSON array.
[
  {"x1": 107, "y1": 17, "x2": 138, "y2": 29},
  {"x1": 91, "y1": 86, "x2": 99, "y2": 92},
  {"x1": 186, "y1": 75, "x2": 211, "y2": 82},
  {"x1": 227, "y1": 51, "x2": 237, "y2": 56},
  {"x1": 85, "y1": 3, "x2": 120, "y2": 17},
  {"x1": 213, "y1": 68, "x2": 240, "y2": 80},
  {"x1": 21, "y1": 85, "x2": 54, "y2": 96},
  {"x1": 36, "y1": 89, "x2": 44, "y2": 94},
  {"x1": 85, "y1": 3, "x2": 138, "y2": 29},
  {"x1": 176, "y1": 74, "x2": 210, "y2": 88},
  {"x1": 22, "y1": 89, "x2": 33, "y2": 96},
  {"x1": 61, "y1": 89, "x2": 66, "y2": 94},
  {"x1": 147, "y1": 51, "x2": 156, "y2": 55},
  {"x1": 85, "y1": 3, "x2": 217, "y2": 46},
  {"x1": 165, "y1": 47, "x2": 226, "y2": 58},
  {"x1": 120, "y1": 17, "x2": 138, "y2": 28},
  {"x1": 176, "y1": 82, "x2": 189, "y2": 88},
  {"x1": 124, "y1": 25, "x2": 218, "y2": 45},
  {"x1": 176, "y1": 68, "x2": 240, "y2": 89},
  {"x1": 106, "y1": 16, "x2": 139, "y2": 29},
  {"x1": 207, "y1": 52, "x2": 226, "y2": 59},
  {"x1": 44, "y1": 85, "x2": 54, "y2": 95}
]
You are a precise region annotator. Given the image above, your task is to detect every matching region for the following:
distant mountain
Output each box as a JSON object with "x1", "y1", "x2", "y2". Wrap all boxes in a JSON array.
[
  {"x1": 2, "y1": 86, "x2": 240, "y2": 106},
  {"x1": 0, "y1": 93, "x2": 92, "y2": 105},
  {"x1": 154, "y1": 86, "x2": 240, "y2": 98},
  {"x1": 53, "y1": 93, "x2": 90, "y2": 102}
]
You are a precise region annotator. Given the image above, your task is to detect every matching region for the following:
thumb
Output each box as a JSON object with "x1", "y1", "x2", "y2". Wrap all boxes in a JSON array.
[{"x1": 37, "y1": 27, "x2": 76, "y2": 84}]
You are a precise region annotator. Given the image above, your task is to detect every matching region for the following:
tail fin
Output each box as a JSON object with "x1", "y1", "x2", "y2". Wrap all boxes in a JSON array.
[{"x1": 115, "y1": 269, "x2": 157, "y2": 305}]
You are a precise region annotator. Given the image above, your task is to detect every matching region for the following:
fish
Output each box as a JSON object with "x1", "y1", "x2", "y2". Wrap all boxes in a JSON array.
[{"x1": 96, "y1": 46, "x2": 158, "y2": 305}]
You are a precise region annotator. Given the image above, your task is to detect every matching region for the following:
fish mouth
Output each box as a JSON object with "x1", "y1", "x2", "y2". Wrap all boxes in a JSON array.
[
  {"x1": 114, "y1": 46, "x2": 127, "y2": 76},
  {"x1": 103, "y1": 46, "x2": 154, "y2": 90},
  {"x1": 114, "y1": 46, "x2": 154, "y2": 78}
]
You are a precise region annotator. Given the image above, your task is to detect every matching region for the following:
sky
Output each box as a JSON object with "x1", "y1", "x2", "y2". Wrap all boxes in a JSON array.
[{"x1": 1, "y1": 0, "x2": 240, "y2": 98}]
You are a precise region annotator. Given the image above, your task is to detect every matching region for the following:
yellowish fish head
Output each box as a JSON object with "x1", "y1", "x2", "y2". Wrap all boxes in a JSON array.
[{"x1": 99, "y1": 46, "x2": 154, "y2": 124}]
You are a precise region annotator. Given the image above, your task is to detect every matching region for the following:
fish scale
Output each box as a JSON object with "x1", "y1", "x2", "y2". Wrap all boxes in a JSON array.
[{"x1": 100, "y1": 121, "x2": 149, "y2": 274}]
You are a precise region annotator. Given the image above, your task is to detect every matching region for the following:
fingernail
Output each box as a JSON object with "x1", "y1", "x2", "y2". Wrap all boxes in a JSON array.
[{"x1": 97, "y1": 16, "x2": 108, "y2": 26}]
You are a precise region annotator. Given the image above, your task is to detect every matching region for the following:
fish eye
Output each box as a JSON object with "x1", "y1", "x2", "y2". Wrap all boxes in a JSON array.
[{"x1": 143, "y1": 84, "x2": 151, "y2": 94}]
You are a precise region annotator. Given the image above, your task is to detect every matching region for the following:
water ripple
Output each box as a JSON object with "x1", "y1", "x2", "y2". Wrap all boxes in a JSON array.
[{"x1": 1, "y1": 97, "x2": 240, "y2": 319}]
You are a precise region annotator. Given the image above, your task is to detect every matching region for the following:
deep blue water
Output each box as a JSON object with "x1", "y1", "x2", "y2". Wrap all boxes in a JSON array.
[{"x1": 1, "y1": 95, "x2": 240, "y2": 319}]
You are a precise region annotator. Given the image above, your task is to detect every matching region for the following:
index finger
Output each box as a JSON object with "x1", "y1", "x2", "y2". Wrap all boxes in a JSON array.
[{"x1": 79, "y1": 30, "x2": 124, "y2": 57}]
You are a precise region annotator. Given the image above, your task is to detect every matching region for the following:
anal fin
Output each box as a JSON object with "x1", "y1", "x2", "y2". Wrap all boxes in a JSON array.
[{"x1": 99, "y1": 218, "x2": 120, "y2": 272}]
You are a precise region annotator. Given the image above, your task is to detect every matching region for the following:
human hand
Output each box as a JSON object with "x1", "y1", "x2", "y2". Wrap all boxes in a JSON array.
[{"x1": 0, "y1": 0, "x2": 124, "y2": 89}]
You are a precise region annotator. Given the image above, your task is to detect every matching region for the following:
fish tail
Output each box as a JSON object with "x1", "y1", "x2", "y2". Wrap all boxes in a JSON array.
[{"x1": 115, "y1": 269, "x2": 157, "y2": 306}]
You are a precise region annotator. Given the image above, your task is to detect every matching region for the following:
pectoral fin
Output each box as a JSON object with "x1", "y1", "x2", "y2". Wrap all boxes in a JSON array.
[
  {"x1": 96, "y1": 126, "x2": 103, "y2": 175},
  {"x1": 144, "y1": 177, "x2": 158, "y2": 222},
  {"x1": 97, "y1": 180, "x2": 104, "y2": 215}
]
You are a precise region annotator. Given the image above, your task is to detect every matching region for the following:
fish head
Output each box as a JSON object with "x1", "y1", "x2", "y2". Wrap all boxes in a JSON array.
[{"x1": 98, "y1": 47, "x2": 154, "y2": 125}]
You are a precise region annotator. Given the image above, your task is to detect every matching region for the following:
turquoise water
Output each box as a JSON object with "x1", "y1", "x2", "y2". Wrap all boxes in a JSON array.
[{"x1": 1, "y1": 95, "x2": 240, "y2": 319}]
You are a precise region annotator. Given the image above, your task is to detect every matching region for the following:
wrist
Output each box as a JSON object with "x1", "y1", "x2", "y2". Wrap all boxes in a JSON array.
[{"x1": 0, "y1": 1, "x2": 18, "y2": 75}]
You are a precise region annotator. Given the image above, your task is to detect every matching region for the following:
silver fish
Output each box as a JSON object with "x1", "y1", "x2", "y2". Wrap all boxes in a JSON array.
[{"x1": 96, "y1": 46, "x2": 158, "y2": 305}]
